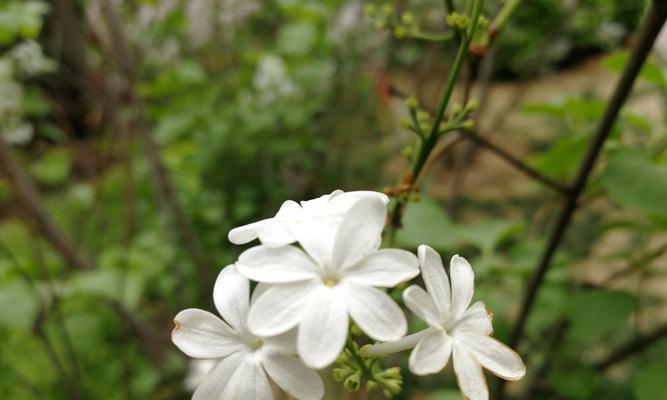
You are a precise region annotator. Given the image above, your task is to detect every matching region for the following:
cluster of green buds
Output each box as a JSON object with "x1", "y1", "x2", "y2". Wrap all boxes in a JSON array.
[
  {"x1": 333, "y1": 339, "x2": 404, "y2": 398},
  {"x1": 365, "y1": 3, "x2": 452, "y2": 42},
  {"x1": 443, "y1": 99, "x2": 480, "y2": 133},
  {"x1": 447, "y1": 12, "x2": 490, "y2": 37},
  {"x1": 400, "y1": 96, "x2": 431, "y2": 139}
]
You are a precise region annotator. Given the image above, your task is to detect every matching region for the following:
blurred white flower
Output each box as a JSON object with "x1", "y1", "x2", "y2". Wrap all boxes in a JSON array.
[
  {"x1": 172, "y1": 265, "x2": 324, "y2": 400},
  {"x1": 252, "y1": 54, "x2": 297, "y2": 104},
  {"x1": 238, "y1": 197, "x2": 419, "y2": 369},
  {"x1": 363, "y1": 246, "x2": 525, "y2": 400},
  {"x1": 0, "y1": 79, "x2": 23, "y2": 118},
  {"x1": 3, "y1": 121, "x2": 34, "y2": 145},
  {"x1": 10, "y1": 40, "x2": 56, "y2": 76},
  {"x1": 187, "y1": 0, "x2": 215, "y2": 47},
  {"x1": 228, "y1": 189, "x2": 389, "y2": 247}
]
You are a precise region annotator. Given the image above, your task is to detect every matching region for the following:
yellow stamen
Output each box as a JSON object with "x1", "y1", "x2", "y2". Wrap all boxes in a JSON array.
[{"x1": 324, "y1": 279, "x2": 336, "y2": 287}]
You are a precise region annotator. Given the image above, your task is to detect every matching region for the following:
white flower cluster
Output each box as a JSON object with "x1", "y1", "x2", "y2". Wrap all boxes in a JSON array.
[{"x1": 172, "y1": 190, "x2": 525, "y2": 400}]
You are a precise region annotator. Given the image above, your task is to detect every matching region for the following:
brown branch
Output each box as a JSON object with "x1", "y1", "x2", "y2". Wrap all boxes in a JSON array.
[
  {"x1": 0, "y1": 139, "x2": 92, "y2": 271},
  {"x1": 594, "y1": 321, "x2": 667, "y2": 371}
]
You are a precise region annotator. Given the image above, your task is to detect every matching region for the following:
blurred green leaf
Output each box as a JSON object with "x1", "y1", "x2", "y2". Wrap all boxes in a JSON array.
[
  {"x1": 564, "y1": 289, "x2": 636, "y2": 342},
  {"x1": 0, "y1": 279, "x2": 39, "y2": 330},
  {"x1": 28, "y1": 148, "x2": 70, "y2": 185},
  {"x1": 548, "y1": 364, "x2": 601, "y2": 400},
  {"x1": 633, "y1": 362, "x2": 667, "y2": 400},
  {"x1": 278, "y1": 22, "x2": 317, "y2": 55},
  {"x1": 601, "y1": 151, "x2": 667, "y2": 217},
  {"x1": 65, "y1": 269, "x2": 144, "y2": 310},
  {"x1": 604, "y1": 51, "x2": 666, "y2": 87},
  {"x1": 395, "y1": 199, "x2": 453, "y2": 251},
  {"x1": 531, "y1": 132, "x2": 589, "y2": 179}
]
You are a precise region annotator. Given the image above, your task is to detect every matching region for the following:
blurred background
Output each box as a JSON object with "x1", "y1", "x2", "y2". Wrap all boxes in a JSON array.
[{"x1": 0, "y1": 0, "x2": 666, "y2": 399}]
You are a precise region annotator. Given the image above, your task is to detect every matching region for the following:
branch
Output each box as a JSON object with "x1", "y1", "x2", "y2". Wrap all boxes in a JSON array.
[
  {"x1": 0, "y1": 139, "x2": 93, "y2": 271},
  {"x1": 594, "y1": 321, "x2": 667, "y2": 371},
  {"x1": 508, "y1": 0, "x2": 667, "y2": 350}
]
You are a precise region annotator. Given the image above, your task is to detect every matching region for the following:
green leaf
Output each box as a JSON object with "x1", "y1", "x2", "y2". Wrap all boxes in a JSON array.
[
  {"x1": 28, "y1": 148, "x2": 70, "y2": 185},
  {"x1": 548, "y1": 364, "x2": 601, "y2": 400},
  {"x1": 633, "y1": 362, "x2": 667, "y2": 400},
  {"x1": 601, "y1": 151, "x2": 667, "y2": 217},
  {"x1": 277, "y1": 22, "x2": 317, "y2": 56},
  {"x1": 395, "y1": 199, "x2": 454, "y2": 251},
  {"x1": 0, "y1": 278, "x2": 39, "y2": 330},
  {"x1": 65, "y1": 269, "x2": 144, "y2": 310},
  {"x1": 604, "y1": 51, "x2": 665, "y2": 87},
  {"x1": 564, "y1": 289, "x2": 636, "y2": 342},
  {"x1": 453, "y1": 220, "x2": 524, "y2": 253},
  {"x1": 531, "y1": 132, "x2": 589, "y2": 179}
]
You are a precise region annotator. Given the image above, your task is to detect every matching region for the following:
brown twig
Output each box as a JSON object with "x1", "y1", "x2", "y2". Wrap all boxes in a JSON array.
[
  {"x1": 495, "y1": 2, "x2": 667, "y2": 397},
  {"x1": 0, "y1": 139, "x2": 93, "y2": 271},
  {"x1": 594, "y1": 321, "x2": 667, "y2": 371}
]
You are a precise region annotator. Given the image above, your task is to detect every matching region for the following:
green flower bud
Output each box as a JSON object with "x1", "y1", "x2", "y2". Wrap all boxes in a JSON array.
[
  {"x1": 333, "y1": 365, "x2": 354, "y2": 382},
  {"x1": 366, "y1": 380, "x2": 378, "y2": 392},
  {"x1": 417, "y1": 110, "x2": 430, "y2": 123},
  {"x1": 344, "y1": 370, "x2": 362, "y2": 392},
  {"x1": 383, "y1": 389, "x2": 394, "y2": 398},
  {"x1": 399, "y1": 118, "x2": 412, "y2": 130},
  {"x1": 478, "y1": 15, "x2": 490, "y2": 29},
  {"x1": 401, "y1": 12, "x2": 414, "y2": 25},
  {"x1": 383, "y1": 378, "x2": 402, "y2": 395},
  {"x1": 419, "y1": 122, "x2": 431, "y2": 133},
  {"x1": 402, "y1": 146, "x2": 413, "y2": 159},
  {"x1": 466, "y1": 99, "x2": 480, "y2": 111},
  {"x1": 336, "y1": 352, "x2": 349, "y2": 364},
  {"x1": 382, "y1": 367, "x2": 402, "y2": 379},
  {"x1": 446, "y1": 13, "x2": 469, "y2": 30},
  {"x1": 405, "y1": 96, "x2": 418, "y2": 111},
  {"x1": 393, "y1": 26, "x2": 407, "y2": 39},
  {"x1": 461, "y1": 119, "x2": 475, "y2": 130},
  {"x1": 451, "y1": 103, "x2": 463, "y2": 115},
  {"x1": 374, "y1": 20, "x2": 386, "y2": 30},
  {"x1": 364, "y1": 4, "x2": 376, "y2": 16},
  {"x1": 382, "y1": 4, "x2": 393, "y2": 16}
]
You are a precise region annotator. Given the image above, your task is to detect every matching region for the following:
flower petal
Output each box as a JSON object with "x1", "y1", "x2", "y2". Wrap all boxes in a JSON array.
[
  {"x1": 291, "y1": 220, "x2": 337, "y2": 268},
  {"x1": 453, "y1": 301, "x2": 493, "y2": 335},
  {"x1": 228, "y1": 219, "x2": 271, "y2": 245},
  {"x1": 342, "y1": 249, "x2": 419, "y2": 287},
  {"x1": 332, "y1": 198, "x2": 387, "y2": 269},
  {"x1": 360, "y1": 329, "x2": 432, "y2": 357},
  {"x1": 262, "y1": 352, "x2": 324, "y2": 400},
  {"x1": 298, "y1": 286, "x2": 349, "y2": 369},
  {"x1": 343, "y1": 283, "x2": 407, "y2": 341},
  {"x1": 418, "y1": 245, "x2": 451, "y2": 316},
  {"x1": 457, "y1": 333, "x2": 526, "y2": 380},
  {"x1": 408, "y1": 329, "x2": 452, "y2": 375},
  {"x1": 172, "y1": 309, "x2": 243, "y2": 359},
  {"x1": 449, "y1": 255, "x2": 475, "y2": 320},
  {"x1": 248, "y1": 282, "x2": 317, "y2": 336},
  {"x1": 453, "y1": 344, "x2": 488, "y2": 400},
  {"x1": 192, "y1": 352, "x2": 245, "y2": 400},
  {"x1": 229, "y1": 355, "x2": 272, "y2": 400},
  {"x1": 213, "y1": 265, "x2": 250, "y2": 331},
  {"x1": 263, "y1": 328, "x2": 298, "y2": 355},
  {"x1": 237, "y1": 245, "x2": 321, "y2": 283},
  {"x1": 403, "y1": 285, "x2": 443, "y2": 328},
  {"x1": 256, "y1": 200, "x2": 302, "y2": 247}
]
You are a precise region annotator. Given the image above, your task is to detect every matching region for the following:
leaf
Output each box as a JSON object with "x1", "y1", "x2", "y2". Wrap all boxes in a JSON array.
[
  {"x1": 0, "y1": 278, "x2": 39, "y2": 330},
  {"x1": 633, "y1": 362, "x2": 667, "y2": 400},
  {"x1": 564, "y1": 289, "x2": 636, "y2": 342},
  {"x1": 27, "y1": 148, "x2": 70, "y2": 185},
  {"x1": 530, "y1": 132, "x2": 589, "y2": 179},
  {"x1": 453, "y1": 220, "x2": 524, "y2": 253},
  {"x1": 601, "y1": 151, "x2": 667, "y2": 217},
  {"x1": 65, "y1": 269, "x2": 144, "y2": 310},
  {"x1": 604, "y1": 51, "x2": 665, "y2": 87},
  {"x1": 395, "y1": 198, "x2": 454, "y2": 251},
  {"x1": 277, "y1": 22, "x2": 317, "y2": 56},
  {"x1": 548, "y1": 364, "x2": 600, "y2": 400}
]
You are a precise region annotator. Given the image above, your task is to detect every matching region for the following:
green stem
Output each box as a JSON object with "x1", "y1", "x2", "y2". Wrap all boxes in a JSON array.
[
  {"x1": 346, "y1": 337, "x2": 372, "y2": 378},
  {"x1": 388, "y1": 0, "x2": 485, "y2": 234}
]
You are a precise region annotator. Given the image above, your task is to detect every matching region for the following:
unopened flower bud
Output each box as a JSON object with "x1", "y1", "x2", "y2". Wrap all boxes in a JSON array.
[
  {"x1": 364, "y1": 4, "x2": 376, "y2": 16},
  {"x1": 399, "y1": 118, "x2": 412, "y2": 130},
  {"x1": 383, "y1": 378, "x2": 402, "y2": 395},
  {"x1": 402, "y1": 146, "x2": 413, "y2": 159},
  {"x1": 333, "y1": 365, "x2": 354, "y2": 382},
  {"x1": 344, "y1": 370, "x2": 361, "y2": 392},
  {"x1": 451, "y1": 103, "x2": 463, "y2": 115},
  {"x1": 461, "y1": 119, "x2": 475, "y2": 130},
  {"x1": 466, "y1": 99, "x2": 480, "y2": 111},
  {"x1": 478, "y1": 15, "x2": 490, "y2": 29},
  {"x1": 393, "y1": 26, "x2": 407, "y2": 39},
  {"x1": 417, "y1": 110, "x2": 430, "y2": 123},
  {"x1": 446, "y1": 13, "x2": 469, "y2": 30},
  {"x1": 336, "y1": 352, "x2": 349, "y2": 364},
  {"x1": 401, "y1": 12, "x2": 414, "y2": 25},
  {"x1": 419, "y1": 122, "x2": 431, "y2": 133},
  {"x1": 366, "y1": 380, "x2": 378, "y2": 392},
  {"x1": 374, "y1": 20, "x2": 386, "y2": 30},
  {"x1": 382, "y1": 4, "x2": 393, "y2": 16},
  {"x1": 405, "y1": 96, "x2": 418, "y2": 111}
]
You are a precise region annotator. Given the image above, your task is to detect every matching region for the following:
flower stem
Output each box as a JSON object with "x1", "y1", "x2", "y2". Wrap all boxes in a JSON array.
[{"x1": 388, "y1": 0, "x2": 485, "y2": 237}]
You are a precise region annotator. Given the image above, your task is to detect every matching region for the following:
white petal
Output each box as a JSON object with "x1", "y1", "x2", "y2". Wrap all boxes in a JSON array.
[
  {"x1": 291, "y1": 220, "x2": 336, "y2": 268},
  {"x1": 262, "y1": 328, "x2": 298, "y2": 355},
  {"x1": 298, "y1": 286, "x2": 349, "y2": 369},
  {"x1": 361, "y1": 329, "x2": 432, "y2": 357},
  {"x1": 418, "y1": 245, "x2": 451, "y2": 316},
  {"x1": 237, "y1": 245, "x2": 321, "y2": 283},
  {"x1": 228, "y1": 356, "x2": 272, "y2": 400},
  {"x1": 193, "y1": 352, "x2": 245, "y2": 400},
  {"x1": 172, "y1": 309, "x2": 243, "y2": 359},
  {"x1": 248, "y1": 282, "x2": 317, "y2": 336},
  {"x1": 457, "y1": 333, "x2": 526, "y2": 380},
  {"x1": 262, "y1": 352, "x2": 324, "y2": 400},
  {"x1": 453, "y1": 344, "x2": 488, "y2": 400},
  {"x1": 332, "y1": 198, "x2": 387, "y2": 269},
  {"x1": 228, "y1": 219, "x2": 271, "y2": 245},
  {"x1": 453, "y1": 301, "x2": 493, "y2": 335},
  {"x1": 402, "y1": 285, "x2": 443, "y2": 328},
  {"x1": 213, "y1": 265, "x2": 250, "y2": 331},
  {"x1": 257, "y1": 222, "x2": 295, "y2": 247},
  {"x1": 343, "y1": 283, "x2": 407, "y2": 341},
  {"x1": 342, "y1": 249, "x2": 419, "y2": 287},
  {"x1": 449, "y1": 255, "x2": 475, "y2": 320},
  {"x1": 408, "y1": 329, "x2": 452, "y2": 375}
]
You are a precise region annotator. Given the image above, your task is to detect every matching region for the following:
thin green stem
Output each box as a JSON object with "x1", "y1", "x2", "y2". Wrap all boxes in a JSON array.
[{"x1": 388, "y1": 0, "x2": 485, "y2": 234}]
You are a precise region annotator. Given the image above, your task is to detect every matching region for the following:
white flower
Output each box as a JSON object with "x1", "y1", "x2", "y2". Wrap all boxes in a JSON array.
[
  {"x1": 185, "y1": 359, "x2": 217, "y2": 392},
  {"x1": 172, "y1": 265, "x2": 324, "y2": 400},
  {"x1": 237, "y1": 197, "x2": 419, "y2": 369},
  {"x1": 362, "y1": 245, "x2": 525, "y2": 400},
  {"x1": 228, "y1": 189, "x2": 389, "y2": 248}
]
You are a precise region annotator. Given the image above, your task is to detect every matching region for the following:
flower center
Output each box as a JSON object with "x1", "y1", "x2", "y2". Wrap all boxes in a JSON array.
[
  {"x1": 254, "y1": 339, "x2": 264, "y2": 349},
  {"x1": 323, "y1": 278, "x2": 337, "y2": 287}
]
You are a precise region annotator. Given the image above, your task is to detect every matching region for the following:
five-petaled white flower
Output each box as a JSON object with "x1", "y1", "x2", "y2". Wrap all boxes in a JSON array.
[
  {"x1": 228, "y1": 190, "x2": 389, "y2": 248},
  {"x1": 362, "y1": 245, "x2": 525, "y2": 400},
  {"x1": 237, "y1": 197, "x2": 419, "y2": 369},
  {"x1": 172, "y1": 265, "x2": 324, "y2": 400}
]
